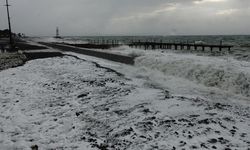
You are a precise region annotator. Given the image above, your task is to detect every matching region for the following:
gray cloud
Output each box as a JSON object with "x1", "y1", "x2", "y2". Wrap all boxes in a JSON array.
[{"x1": 0, "y1": 0, "x2": 249, "y2": 36}]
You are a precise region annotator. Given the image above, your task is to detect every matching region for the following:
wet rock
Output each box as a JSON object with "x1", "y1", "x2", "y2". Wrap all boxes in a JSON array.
[
  {"x1": 136, "y1": 121, "x2": 154, "y2": 131},
  {"x1": 96, "y1": 143, "x2": 109, "y2": 150},
  {"x1": 190, "y1": 145, "x2": 198, "y2": 149},
  {"x1": 178, "y1": 96, "x2": 185, "y2": 101},
  {"x1": 206, "y1": 113, "x2": 217, "y2": 116},
  {"x1": 154, "y1": 132, "x2": 160, "y2": 138},
  {"x1": 144, "y1": 116, "x2": 156, "y2": 121},
  {"x1": 179, "y1": 141, "x2": 186, "y2": 147},
  {"x1": 31, "y1": 145, "x2": 38, "y2": 150},
  {"x1": 187, "y1": 122, "x2": 195, "y2": 127},
  {"x1": 215, "y1": 130, "x2": 221, "y2": 134},
  {"x1": 139, "y1": 135, "x2": 147, "y2": 139},
  {"x1": 198, "y1": 119, "x2": 210, "y2": 124},
  {"x1": 208, "y1": 138, "x2": 218, "y2": 144},
  {"x1": 212, "y1": 145, "x2": 217, "y2": 149},
  {"x1": 160, "y1": 119, "x2": 176, "y2": 125},
  {"x1": 88, "y1": 138, "x2": 97, "y2": 142},
  {"x1": 142, "y1": 108, "x2": 151, "y2": 114},
  {"x1": 230, "y1": 129, "x2": 236, "y2": 136},
  {"x1": 27, "y1": 138, "x2": 34, "y2": 142},
  {"x1": 77, "y1": 92, "x2": 89, "y2": 98},
  {"x1": 214, "y1": 103, "x2": 231, "y2": 110},
  {"x1": 104, "y1": 108, "x2": 109, "y2": 111},
  {"x1": 113, "y1": 127, "x2": 134, "y2": 138},
  {"x1": 200, "y1": 143, "x2": 208, "y2": 148},
  {"x1": 218, "y1": 137, "x2": 229, "y2": 144},
  {"x1": 188, "y1": 135, "x2": 193, "y2": 139},
  {"x1": 198, "y1": 118, "x2": 216, "y2": 125},
  {"x1": 164, "y1": 90, "x2": 173, "y2": 99},
  {"x1": 223, "y1": 117, "x2": 235, "y2": 122},
  {"x1": 218, "y1": 121, "x2": 227, "y2": 129},
  {"x1": 178, "y1": 118, "x2": 190, "y2": 122},
  {"x1": 75, "y1": 111, "x2": 83, "y2": 117},
  {"x1": 240, "y1": 133, "x2": 247, "y2": 137}
]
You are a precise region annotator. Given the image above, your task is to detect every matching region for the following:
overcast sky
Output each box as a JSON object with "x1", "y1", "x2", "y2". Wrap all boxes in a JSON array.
[{"x1": 0, "y1": 0, "x2": 250, "y2": 36}]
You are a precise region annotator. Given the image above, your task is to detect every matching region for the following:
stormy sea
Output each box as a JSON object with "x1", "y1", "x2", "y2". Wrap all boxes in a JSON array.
[{"x1": 64, "y1": 35, "x2": 250, "y2": 60}]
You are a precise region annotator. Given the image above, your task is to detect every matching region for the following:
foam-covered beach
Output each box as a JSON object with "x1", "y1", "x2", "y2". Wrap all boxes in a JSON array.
[
  {"x1": 1, "y1": 0, "x2": 250, "y2": 148},
  {"x1": 0, "y1": 37, "x2": 249, "y2": 149}
]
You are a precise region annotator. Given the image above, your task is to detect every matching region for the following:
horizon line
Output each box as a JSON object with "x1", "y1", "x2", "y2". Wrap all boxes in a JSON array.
[{"x1": 30, "y1": 34, "x2": 250, "y2": 37}]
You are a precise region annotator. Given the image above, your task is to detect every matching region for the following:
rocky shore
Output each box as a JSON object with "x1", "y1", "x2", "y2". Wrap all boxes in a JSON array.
[
  {"x1": 0, "y1": 53, "x2": 27, "y2": 71},
  {"x1": 0, "y1": 50, "x2": 64, "y2": 72}
]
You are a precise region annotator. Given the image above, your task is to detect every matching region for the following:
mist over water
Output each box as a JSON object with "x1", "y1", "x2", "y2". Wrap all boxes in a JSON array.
[
  {"x1": 45, "y1": 35, "x2": 250, "y2": 61},
  {"x1": 63, "y1": 35, "x2": 250, "y2": 60},
  {"x1": 65, "y1": 35, "x2": 250, "y2": 46}
]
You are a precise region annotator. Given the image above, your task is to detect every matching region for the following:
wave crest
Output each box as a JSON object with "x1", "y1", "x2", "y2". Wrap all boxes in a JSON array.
[{"x1": 135, "y1": 53, "x2": 250, "y2": 97}]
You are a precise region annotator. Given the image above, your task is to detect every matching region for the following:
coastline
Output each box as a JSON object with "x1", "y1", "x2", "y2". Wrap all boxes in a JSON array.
[
  {"x1": 0, "y1": 52, "x2": 249, "y2": 149},
  {"x1": 0, "y1": 38, "x2": 249, "y2": 149}
]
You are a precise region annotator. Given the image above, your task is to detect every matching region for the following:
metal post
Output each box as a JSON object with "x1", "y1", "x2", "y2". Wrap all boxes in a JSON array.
[{"x1": 5, "y1": 0, "x2": 13, "y2": 49}]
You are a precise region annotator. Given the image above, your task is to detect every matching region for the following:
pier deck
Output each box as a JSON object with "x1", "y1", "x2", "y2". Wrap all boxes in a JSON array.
[
  {"x1": 129, "y1": 42, "x2": 233, "y2": 52},
  {"x1": 70, "y1": 39, "x2": 233, "y2": 52}
]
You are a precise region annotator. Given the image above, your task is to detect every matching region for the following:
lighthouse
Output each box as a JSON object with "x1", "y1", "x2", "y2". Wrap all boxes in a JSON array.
[{"x1": 55, "y1": 27, "x2": 61, "y2": 38}]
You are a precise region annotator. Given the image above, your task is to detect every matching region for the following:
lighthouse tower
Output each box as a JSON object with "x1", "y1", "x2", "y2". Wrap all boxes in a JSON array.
[{"x1": 55, "y1": 27, "x2": 61, "y2": 38}]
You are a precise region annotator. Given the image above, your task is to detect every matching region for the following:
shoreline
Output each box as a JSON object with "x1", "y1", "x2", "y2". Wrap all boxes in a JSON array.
[
  {"x1": 0, "y1": 39, "x2": 249, "y2": 149},
  {"x1": 0, "y1": 54, "x2": 249, "y2": 149}
]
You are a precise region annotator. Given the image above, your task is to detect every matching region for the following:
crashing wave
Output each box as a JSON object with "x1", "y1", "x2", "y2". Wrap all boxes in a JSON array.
[{"x1": 135, "y1": 53, "x2": 250, "y2": 97}]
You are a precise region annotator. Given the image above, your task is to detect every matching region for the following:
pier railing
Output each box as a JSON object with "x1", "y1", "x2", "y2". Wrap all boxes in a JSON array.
[
  {"x1": 58, "y1": 39, "x2": 233, "y2": 52},
  {"x1": 128, "y1": 42, "x2": 233, "y2": 52}
]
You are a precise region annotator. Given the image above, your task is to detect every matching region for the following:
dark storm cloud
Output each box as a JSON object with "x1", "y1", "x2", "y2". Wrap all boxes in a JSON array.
[{"x1": 0, "y1": 0, "x2": 249, "y2": 36}]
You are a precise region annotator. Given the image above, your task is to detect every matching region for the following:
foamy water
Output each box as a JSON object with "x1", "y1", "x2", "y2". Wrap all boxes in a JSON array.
[
  {"x1": 33, "y1": 36, "x2": 250, "y2": 99},
  {"x1": 41, "y1": 35, "x2": 250, "y2": 61},
  {"x1": 135, "y1": 52, "x2": 250, "y2": 97}
]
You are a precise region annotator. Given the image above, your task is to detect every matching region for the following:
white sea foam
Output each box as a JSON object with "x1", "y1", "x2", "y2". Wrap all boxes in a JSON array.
[
  {"x1": 30, "y1": 36, "x2": 250, "y2": 98},
  {"x1": 134, "y1": 52, "x2": 250, "y2": 97},
  {"x1": 1, "y1": 51, "x2": 249, "y2": 149}
]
